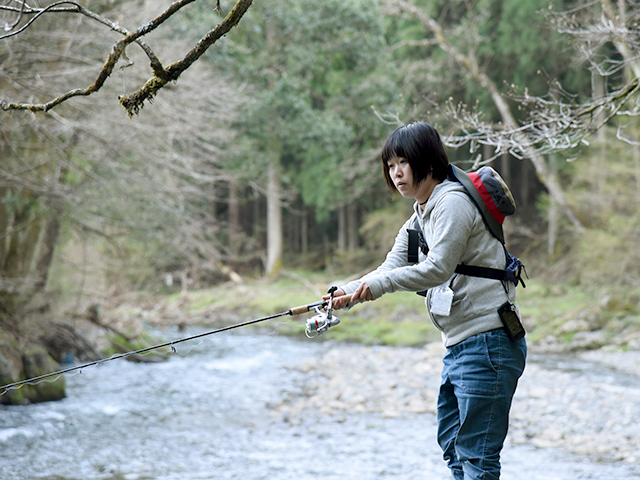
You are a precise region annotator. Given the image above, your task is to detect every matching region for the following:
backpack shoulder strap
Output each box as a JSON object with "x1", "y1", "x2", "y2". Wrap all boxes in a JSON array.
[
  {"x1": 407, "y1": 229, "x2": 420, "y2": 264},
  {"x1": 407, "y1": 215, "x2": 423, "y2": 264}
]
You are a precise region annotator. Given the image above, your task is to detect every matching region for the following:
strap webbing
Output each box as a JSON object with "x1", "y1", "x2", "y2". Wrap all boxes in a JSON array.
[
  {"x1": 408, "y1": 217, "x2": 510, "y2": 283},
  {"x1": 407, "y1": 228, "x2": 420, "y2": 264},
  {"x1": 454, "y1": 264, "x2": 507, "y2": 281}
]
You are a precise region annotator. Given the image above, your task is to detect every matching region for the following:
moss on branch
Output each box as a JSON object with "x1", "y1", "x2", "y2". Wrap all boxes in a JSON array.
[{"x1": 119, "y1": 76, "x2": 170, "y2": 117}]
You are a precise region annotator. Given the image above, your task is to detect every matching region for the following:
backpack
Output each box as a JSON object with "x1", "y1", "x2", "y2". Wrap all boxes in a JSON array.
[{"x1": 408, "y1": 164, "x2": 527, "y2": 293}]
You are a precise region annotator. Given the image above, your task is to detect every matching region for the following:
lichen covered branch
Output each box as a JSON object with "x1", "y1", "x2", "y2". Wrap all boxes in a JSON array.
[
  {"x1": 119, "y1": 0, "x2": 253, "y2": 116},
  {"x1": 0, "y1": 0, "x2": 253, "y2": 115}
]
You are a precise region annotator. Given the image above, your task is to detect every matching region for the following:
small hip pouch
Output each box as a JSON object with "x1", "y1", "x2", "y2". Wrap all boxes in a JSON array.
[{"x1": 497, "y1": 301, "x2": 525, "y2": 341}]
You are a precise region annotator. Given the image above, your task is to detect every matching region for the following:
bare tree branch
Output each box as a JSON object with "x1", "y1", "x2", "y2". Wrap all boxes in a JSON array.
[
  {"x1": 386, "y1": 0, "x2": 587, "y2": 232},
  {"x1": 0, "y1": 0, "x2": 26, "y2": 31},
  {"x1": 441, "y1": 77, "x2": 640, "y2": 156},
  {"x1": 553, "y1": 0, "x2": 640, "y2": 78},
  {"x1": 0, "y1": 0, "x2": 253, "y2": 116},
  {"x1": 120, "y1": 0, "x2": 252, "y2": 116}
]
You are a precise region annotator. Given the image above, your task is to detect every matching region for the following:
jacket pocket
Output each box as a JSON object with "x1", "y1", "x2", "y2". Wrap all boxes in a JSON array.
[{"x1": 425, "y1": 287, "x2": 446, "y2": 332}]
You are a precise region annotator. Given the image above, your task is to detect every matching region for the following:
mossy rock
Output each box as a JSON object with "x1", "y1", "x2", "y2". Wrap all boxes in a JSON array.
[
  {"x1": 104, "y1": 331, "x2": 169, "y2": 363},
  {"x1": 21, "y1": 344, "x2": 66, "y2": 403},
  {"x1": 0, "y1": 328, "x2": 65, "y2": 405},
  {"x1": 0, "y1": 328, "x2": 25, "y2": 405},
  {"x1": 0, "y1": 349, "x2": 25, "y2": 405}
]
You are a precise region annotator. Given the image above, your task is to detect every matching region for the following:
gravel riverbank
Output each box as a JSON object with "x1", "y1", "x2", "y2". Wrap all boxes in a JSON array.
[{"x1": 273, "y1": 341, "x2": 640, "y2": 466}]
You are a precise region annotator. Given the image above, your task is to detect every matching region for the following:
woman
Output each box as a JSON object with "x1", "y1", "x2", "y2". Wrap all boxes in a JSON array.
[{"x1": 329, "y1": 122, "x2": 526, "y2": 480}]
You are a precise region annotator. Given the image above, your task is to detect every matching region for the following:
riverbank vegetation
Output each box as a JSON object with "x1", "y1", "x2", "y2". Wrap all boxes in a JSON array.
[
  {"x1": 98, "y1": 270, "x2": 640, "y2": 353},
  {"x1": 2, "y1": 0, "x2": 640, "y2": 404}
]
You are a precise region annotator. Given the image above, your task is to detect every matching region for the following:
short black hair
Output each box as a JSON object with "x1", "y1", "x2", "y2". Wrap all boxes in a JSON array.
[{"x1": 381, "y1": 122, "x2": 449, "y2": 192}]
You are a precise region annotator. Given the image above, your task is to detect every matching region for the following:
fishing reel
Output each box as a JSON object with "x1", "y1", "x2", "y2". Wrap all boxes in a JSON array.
[
  {"x1": 305, "y1": 286, "x2": 341, "y2": 338},
  {"x1": 305, "y1": 305, "x2": 341, "y2": 337}
]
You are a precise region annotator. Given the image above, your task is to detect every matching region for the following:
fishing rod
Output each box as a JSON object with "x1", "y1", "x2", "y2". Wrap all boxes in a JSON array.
[{"x1": 0, "y1": 289, "x2": 352, "y2": 396}]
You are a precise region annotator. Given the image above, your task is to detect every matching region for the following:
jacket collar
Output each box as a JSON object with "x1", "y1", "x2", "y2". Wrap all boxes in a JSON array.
[{"x1": 413, "y1": 179, "x2": 464, "y2": 219}]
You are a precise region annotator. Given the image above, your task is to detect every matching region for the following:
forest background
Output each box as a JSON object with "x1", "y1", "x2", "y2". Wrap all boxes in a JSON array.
[{"x1": 1, "y1": 0, "x2": 640, "y2": 403}]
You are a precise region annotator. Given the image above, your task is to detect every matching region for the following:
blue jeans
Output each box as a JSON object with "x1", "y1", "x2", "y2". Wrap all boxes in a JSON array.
[{"x1": 437, "y1": 328, "x2": 526, "y2": 480}]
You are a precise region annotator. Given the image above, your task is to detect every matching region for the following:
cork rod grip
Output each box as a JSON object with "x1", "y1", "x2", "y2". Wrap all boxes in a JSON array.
[{"x1": 288, "y1": 294, "x2": 354, "y2": 316}]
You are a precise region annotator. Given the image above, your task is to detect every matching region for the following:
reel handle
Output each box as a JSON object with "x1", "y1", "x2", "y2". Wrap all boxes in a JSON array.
[{"x1": 288, "y1": 294, "x2": 354, "y2": 316}]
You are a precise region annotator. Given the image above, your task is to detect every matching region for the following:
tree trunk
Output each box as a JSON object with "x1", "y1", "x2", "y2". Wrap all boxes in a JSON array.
[
  {"x1": 228, "y1": 178, "x2": 240, "y2": 257},
  {"x1": 601, "y1": 0, "x2": 640, "y2": 79},
  {"x1": 265, "y1": 140, "x2": 283, "y2": 277},
  {"x1": 301, "y1": 208, "x2": 308, "y2": 255},
  {"x1": 0, "y1": 185, "x2": 66, "y2": 404},
  {"x1": 500, "y1": 152, "x2": 511, "y2": 185},
  {"x1": 211, "y1": 179, "x2": 217, "y2": 224},
  {"x1": 347, "y1": 201, "x2": 358, "y2": 252},
  {"x1": 34, "y1": 217, "x2": 60, "y2": 291},
  {"x1": 548, "y1": 156, "x2": 559, "y2": 256},
  {"x1": 0, "y1": 188, "x2": 55, "y2": 320},
  {"x1": 594, "y1": 72, "x2": 606, "y2": 193},
  {"x1": 337, "y1": 204, "x2": 346, "y2": 252}
]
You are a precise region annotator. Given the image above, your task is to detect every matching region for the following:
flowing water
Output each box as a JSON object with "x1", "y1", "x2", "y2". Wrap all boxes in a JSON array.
[{"x1": 1, "y1": 329, "x2": 639, "y2": 480}]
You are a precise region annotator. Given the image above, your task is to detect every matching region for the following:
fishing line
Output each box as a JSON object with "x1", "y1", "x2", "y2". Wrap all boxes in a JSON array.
[
  {"x1": 0, "y1": 296, "x2": 339, "y2": 397},
  {"x1": 168, "y1": 335, "x2": 205, "y2": 357}
]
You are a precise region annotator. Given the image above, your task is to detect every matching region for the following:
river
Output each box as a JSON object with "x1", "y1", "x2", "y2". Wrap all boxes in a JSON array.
[{"x1": 1, "y1": 329, "x2": 639, "y2": 480}]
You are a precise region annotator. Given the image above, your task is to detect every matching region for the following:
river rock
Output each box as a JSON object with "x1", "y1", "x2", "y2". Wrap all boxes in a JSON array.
[{"x1": 275, "y1": 341, "x2": 640, "y2": 464}]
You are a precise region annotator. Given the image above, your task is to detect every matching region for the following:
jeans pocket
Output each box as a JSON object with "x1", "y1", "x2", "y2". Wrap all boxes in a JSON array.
[{"x1": 458, "y1": 334, "x2": 500, "y2": 396}]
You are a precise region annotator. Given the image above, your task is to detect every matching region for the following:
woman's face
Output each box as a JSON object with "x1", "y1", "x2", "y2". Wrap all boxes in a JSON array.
[
  {"x1": 386, "y1": 156, "x2": 415, "y2": 196},
  {"x1": 386, "y1": 156, "x2": 437, "y2": 204}
]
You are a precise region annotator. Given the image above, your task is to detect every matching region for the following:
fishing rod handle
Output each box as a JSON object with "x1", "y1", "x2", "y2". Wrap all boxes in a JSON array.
[{"x1": 289, "y1": 294, "x2": 354, "y2": 316}]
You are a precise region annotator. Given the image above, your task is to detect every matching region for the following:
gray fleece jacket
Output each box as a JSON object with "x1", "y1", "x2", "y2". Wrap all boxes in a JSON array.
[{"x1": 340, "y1": 179, "x2": 517, "y2": 347}]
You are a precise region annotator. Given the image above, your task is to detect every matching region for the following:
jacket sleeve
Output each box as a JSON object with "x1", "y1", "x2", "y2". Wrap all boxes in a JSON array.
[
  {"x1": 339, "y1": 215, "x2": 415, "y2": 298},
  {"x1": 347, "y1": 192, "x2": 477, "y2": 299}
]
